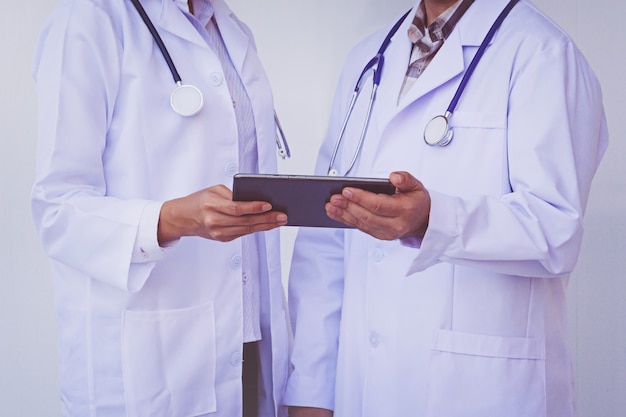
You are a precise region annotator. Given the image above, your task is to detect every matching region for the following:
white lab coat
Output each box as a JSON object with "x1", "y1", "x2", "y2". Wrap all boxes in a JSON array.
[
  {"x1": 285, "y1": 0, "x2": 607, "y2": 416},
  {"x1": 31, "y1": 1, "x2": 289, "y2": 416}
]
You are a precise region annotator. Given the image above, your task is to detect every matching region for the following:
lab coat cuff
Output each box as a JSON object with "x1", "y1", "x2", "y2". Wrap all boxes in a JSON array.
[
  {"x1": 282, "y1": 374, "x2": 335, "y2": 411},
  {"x1": 405, "y1": 190, "x2": 458, "y2": 275},
  {"x1": 131, "y1": 201, "x2": 178, "y2": 263}
]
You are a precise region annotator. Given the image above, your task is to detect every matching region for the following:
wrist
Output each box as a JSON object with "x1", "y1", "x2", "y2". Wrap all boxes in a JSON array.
[{"x1": 157, "y1": 199, "x2": 184, "y2": 245}]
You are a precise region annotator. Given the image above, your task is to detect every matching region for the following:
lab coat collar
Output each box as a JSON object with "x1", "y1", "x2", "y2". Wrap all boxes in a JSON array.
[
  {"x1": 455, "y1": 0, "x2": 515, "y2": 46},
  {"x1": 210, "y1": 0, "x2": 251, "y2": 75},
  {"x1": 379, "y1": 0, "x2": 515, "y2": 121},
  {"x1": 158, "y1": 0, "x2": 209, "y2": 49},
  {"x1": 157, "y1": 0, "x2": 251, "y2": 72}
]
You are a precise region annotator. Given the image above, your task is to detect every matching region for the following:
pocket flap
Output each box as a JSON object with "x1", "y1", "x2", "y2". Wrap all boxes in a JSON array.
[
  {"x1": 433, "y1": 329, "x2": 545, "y2": 360},
  {"x1": 449, "y1": 111, "x2": 505, "y2": 129}
]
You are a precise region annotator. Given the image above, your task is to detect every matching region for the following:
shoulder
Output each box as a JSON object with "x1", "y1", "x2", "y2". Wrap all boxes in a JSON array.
[
  {"x1": 338, "y1": 11, "x2": 408, "y2": 83},
  {"x1": 465, "y1": 0, "x2": 599, "y2": 84},
  {"x1": 37, "y1": 0, "x2": 147, "y2": 44},
  {"x1": 36, "y1": 0, "x2": 124, "y2": 43},
  {"x1": 42, "y1": 0, "x2": 124, "y2": 24},
  {"x1": 33, "y1": 0, "x2": 125, "y2": 78},
  {"x1": 346, "y1": 19, "x2": 400, "y2": 66},
  {"x1": 502, "y1": 1, "x2": 582, "y2": 56}
]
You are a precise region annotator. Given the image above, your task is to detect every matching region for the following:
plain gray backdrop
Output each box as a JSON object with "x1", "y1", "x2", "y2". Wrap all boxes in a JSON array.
[{"x1": 1, "y1": 1, "x2": 624, "y2": 416}]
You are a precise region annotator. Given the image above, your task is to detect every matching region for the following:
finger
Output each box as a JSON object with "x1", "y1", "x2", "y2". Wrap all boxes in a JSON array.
[
  {"x1": 389, "y1": 171, "x2": 423, "y2": 193},
  {"x1": 209, "y1": 214, "x2": 288, "y2": 241},
  {"x1": 205, "y1": 185, "x2": 274, "y2": 215},
  {"x1": 216, "y1": 209, "x2": 287, "y2": 227},
  {"x1": 328, "y1": 194, "x2": 348, "y2": 208},
  {"x1": 327, "y1": 202, "x2": 397, "y2": 240},
  {"x1": 327, "y1": 200, "x2": 388, "y2": 234},
  {"x1": 340, "y1": 187, "x2": 397, "y2": 219},
  {"x1": 325, "y1": 202, "x2": 359, "y2": 229},
  {"x1": 210, "y1": 184, "x2": 233, "y2": 198},
  {"x1": 219, "y1": 200, "x2": 274, "y2": 217}
]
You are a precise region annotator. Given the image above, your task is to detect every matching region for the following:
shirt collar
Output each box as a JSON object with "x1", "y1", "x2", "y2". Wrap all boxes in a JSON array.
[
  {"x1": 185, "y1": 0, "x2": 214, "y2": 26},
  {"x1": 408, "y1": 0, "x2": 474, "y2": 45}
]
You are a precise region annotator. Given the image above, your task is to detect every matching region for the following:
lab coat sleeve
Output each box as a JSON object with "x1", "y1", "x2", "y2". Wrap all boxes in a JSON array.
[
  {"x1": 407, "y1": 37, "x2": 608, "y2": 277},
  {"x1": 131, "y1": 201, "x2": 178, "y2": 264},
  {"x1": 31, "y1": 1, "x2": 158, "y2": 292},
  {"x1": 283, "y1": 227, "x2": 345, "y2": 410}
]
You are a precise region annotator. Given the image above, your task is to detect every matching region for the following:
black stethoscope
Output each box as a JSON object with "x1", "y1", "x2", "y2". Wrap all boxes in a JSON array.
[
  {"x1": 129, "y1": 0, "x2": 291, "y2": 158},
  {"x1": 327, "y1": 0, "x2": 519, "y2": 176}
]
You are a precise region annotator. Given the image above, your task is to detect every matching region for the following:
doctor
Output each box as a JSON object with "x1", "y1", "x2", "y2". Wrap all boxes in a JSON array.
[
  {"x1": 31, "y1": 0, "x2": 289, "y2": 416},
  {"x1": 285, "y1": 0, "x2": 607, "y2": 416}
]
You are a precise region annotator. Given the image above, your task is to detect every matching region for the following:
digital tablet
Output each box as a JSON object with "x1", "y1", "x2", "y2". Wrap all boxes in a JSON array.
[{"x1": 232, "y1": 174, "x2": 396, "y2": 228}]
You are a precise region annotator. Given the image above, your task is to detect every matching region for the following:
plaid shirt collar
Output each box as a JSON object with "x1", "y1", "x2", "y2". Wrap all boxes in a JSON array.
[{"x1": 408, "y1": 0, "x2": 475, "y2": 51}]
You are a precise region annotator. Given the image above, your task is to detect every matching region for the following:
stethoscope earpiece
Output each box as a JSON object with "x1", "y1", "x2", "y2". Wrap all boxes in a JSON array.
[
  {"x1": 424, "y1": 112, "x2": 453, "y2": 147},
  {"x1": 170, "y1": 83, "x2": 204, "y2": 117}
]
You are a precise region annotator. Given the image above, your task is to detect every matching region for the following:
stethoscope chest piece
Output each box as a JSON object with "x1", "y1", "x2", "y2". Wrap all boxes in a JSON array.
[
  {"x1": 171, "y1": 83, "x2": 204, "y2": 117},
  {"x1": 424, "y1": 112, "x2": 453, "y2": 147}
]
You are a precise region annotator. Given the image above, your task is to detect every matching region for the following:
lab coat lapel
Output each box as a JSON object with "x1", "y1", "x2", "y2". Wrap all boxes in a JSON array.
[
  {"x1": 396, "y1": 30, "x2": 465, "y2": 113},
  {"x1": 372, "y1": 8, "x2": 467, "y2": 131},
  {"x1": 211, "y1": 1, "x2": 251, "y2": 77},
  {"x1": 158, "y1": 0, "x2": 209, "y2": 49},
  {"x1": 211, "y1": 0, "x2": 275, "y2": 174},
  {"x1": 389, "y1": 0, "x2": 510, "y2": 118},
  {"x1": 371, "y1": 12, "x2": 414, "y2": 131}
]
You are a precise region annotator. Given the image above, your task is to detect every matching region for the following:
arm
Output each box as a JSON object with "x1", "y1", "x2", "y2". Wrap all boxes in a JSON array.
[
  {"x1": 325, "y1": 37, "x2": 607, "y2": 278},
  {"x1": 284, "y1": 227, "x2": 344, "y2": 412}
]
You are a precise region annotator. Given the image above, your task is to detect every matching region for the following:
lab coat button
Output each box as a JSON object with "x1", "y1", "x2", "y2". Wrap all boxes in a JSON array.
[
  {"x1": 209, "y1": 72, "x2": 223, "y2": 86},
  {"x1": 372, "y1": 249, "x2": 384, "y2": 263},
  {"x1": 225, "y1": 162, "x2": 237, "y2": 176},
  {"x1": 230, "y1": 351, "x2": 242, "y2": 366},
  {"x1": 230, "y1": 255, "x2": 242, "y2": 269},
  {"x1": 369, "y1": 332, "x2": 380, "y2": 348}
]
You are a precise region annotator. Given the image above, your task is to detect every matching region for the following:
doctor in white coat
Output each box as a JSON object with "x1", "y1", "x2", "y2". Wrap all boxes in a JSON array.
[
  {"x1": 31, "y1": 0, "x2": 289, "y2": 416},
  {"x1": 285, "y1": 0, "x2": 607, "y2": 416}
]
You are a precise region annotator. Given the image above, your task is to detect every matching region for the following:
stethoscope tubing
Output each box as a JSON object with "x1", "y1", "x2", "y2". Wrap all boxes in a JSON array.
[
  {"x1": 446, "y1": 0, "x2": 519, "y2": 114},
  {"x1": 130, "y1": 0, "x2": 182, "y2": 84},
  {"x1": 327, "y1": 10, "x2": 411, "y2": 176},
  {"x1": 274, "y1": 111, "x2": 291, "y2": 159}
]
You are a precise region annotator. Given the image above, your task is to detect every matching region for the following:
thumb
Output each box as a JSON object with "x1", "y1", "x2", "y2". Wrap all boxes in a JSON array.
[{"x1": 390, "y1": 171, "x2": 422, "y2": 193}]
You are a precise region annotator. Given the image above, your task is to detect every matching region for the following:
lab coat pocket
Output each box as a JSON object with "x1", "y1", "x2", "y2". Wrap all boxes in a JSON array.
[
  {"x1": 423, "y1": 110, "x2": 507, "y2": 196},
  {"x1": 426, "y1": 329, "x2": 546, "y2": 417},
  {"x1": 122, "y1": 303, "x2": 217, "y2": 417}
]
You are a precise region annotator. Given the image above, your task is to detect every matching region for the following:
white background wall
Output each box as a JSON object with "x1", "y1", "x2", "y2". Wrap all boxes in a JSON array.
[{"x1": 1, "y1": 1, "x2": 624, "y2": 416}]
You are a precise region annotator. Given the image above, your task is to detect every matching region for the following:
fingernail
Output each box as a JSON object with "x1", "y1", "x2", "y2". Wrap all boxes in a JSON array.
[
  {"x1": 343, "y1": 188, "x2": 353, "y2": 198},
  {"x1": 277, "y1": 213, "x2": 287, "y2": 222},
  {"x1": 262, "y1": 204, "x2": 272, "y2": 211}
]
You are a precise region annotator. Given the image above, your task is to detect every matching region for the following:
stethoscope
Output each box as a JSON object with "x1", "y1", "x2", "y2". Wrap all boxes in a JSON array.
[
  {"x1": 129, "y1": 0, "x2": 290, "y2": 158},
  {"x1": 327, "y1": 0, "x2": 519, "y2": 176}
]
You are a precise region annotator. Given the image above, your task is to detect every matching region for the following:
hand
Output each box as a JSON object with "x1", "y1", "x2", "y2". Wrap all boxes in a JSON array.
[
  {"x1": 325, "y1": 171, "x2": 430, "y2": 240},
  {"x1": 288, "y1": 407, "x2": 333, "y2": 417},
  {"x1": 157, "y1": 184, "x2": 287, "y2": 244}
]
